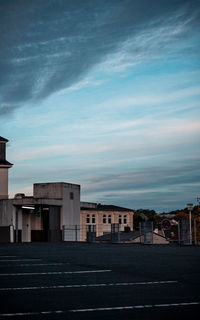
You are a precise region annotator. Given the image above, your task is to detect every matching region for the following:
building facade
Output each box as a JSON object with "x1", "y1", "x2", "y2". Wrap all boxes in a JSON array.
[
  {"x1": 0, "y1": 137, "x2": 13, "y2": 200},
  {"x1": 0, "y1": 136, "x2": 134, "y2": 243},
  {"x1": 80, "y1": 203, "x2": 134, "y2": 241}
]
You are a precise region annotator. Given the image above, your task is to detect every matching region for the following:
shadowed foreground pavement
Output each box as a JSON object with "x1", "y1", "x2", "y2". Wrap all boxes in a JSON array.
[{"x1": 0, "y1": 242, "x2": 199, "y2": 319}]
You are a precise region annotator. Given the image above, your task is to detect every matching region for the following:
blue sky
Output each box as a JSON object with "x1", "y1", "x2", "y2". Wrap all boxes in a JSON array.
[{"x1": 0, "y1": 0, "x2": 200, "y2": 212}]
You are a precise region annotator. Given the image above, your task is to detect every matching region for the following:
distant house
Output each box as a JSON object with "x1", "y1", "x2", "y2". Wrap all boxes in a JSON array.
[
  {"x1": 80, "y1": 203, "x2": 134, "y2": 241},
  {"x1": 132, "y1": 230, "x2": 169, "y2": 244}
]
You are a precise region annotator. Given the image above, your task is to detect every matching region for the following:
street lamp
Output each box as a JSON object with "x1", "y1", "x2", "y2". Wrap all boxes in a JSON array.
[{"x1": 187, "y1": 203, "x2": 193, "y2": 245}]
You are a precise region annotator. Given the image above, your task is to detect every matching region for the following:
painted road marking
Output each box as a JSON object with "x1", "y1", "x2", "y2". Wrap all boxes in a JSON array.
[
  {"x1": 0, "y1": 263, "x2": 68, "y2": 267},
  {"x1": 0, "y1": 269, "x2": 112, "y2": 276},
  {"x1": 0, "y1": 256, "x2": 17, "y2": 258},
  {"x1": 70, "y1": 302, "x2": 200, "y2": 313},
  {"x1": 0, "y1": 302, "x2": 199, "y2": 317},
  {"x1": 0, "y1": 259, "x2": 41, "y2": 262},
  {"x1": 0, "y1": 280, "x2": 178, "y2": 291}
]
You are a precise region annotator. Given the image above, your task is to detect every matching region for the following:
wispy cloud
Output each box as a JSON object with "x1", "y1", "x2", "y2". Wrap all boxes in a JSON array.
[
  {"x1": 59, "y1": 77, "x2": 104, "y2": 93},
  {"x1": 0, "y1": 0, "x2": 199, "y2": 116},
  {"x1": 80, "y1": 161, "x2": 200, "y2": 210},
  {"x1": 10, "y1": 116, "x2": 200, "y2": 163},
  {"x1": 94, "y1": 85, "x2": 200, "y2": 114},
  {"x1": 99, "y1": 11, "x2": 197, "y2": 72}
]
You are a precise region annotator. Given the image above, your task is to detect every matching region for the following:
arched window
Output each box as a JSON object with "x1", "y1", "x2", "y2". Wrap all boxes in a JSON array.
[
  {"x1": 86, "y1": 214, "x2": 90, "y2": 224},
  {"x1": 92, "y1": 214, "x2": 95, "y2": 224},
  {"x1": 119, "y1": 215, "x2": 122, "y2": 224},
  {"x1": 103, "y1": 214, "x2": 106, "y2": 224},
  {"x1": 124, "y1": 215, "x2": 127, "y2": 224},
  {"x1": 108, "y1": 215, "x2": 112, "y2": 224}
]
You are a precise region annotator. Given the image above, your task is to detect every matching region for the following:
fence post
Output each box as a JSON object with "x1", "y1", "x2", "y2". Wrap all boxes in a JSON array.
[
  {"x1": 178, "y1": 221, "x2": 181, "y2": 245},
  {"x1": 75, "y1": 225, "x2": 77, "y2": 242},
  {"x1": 62, "y1": 225, "x2": 65, "y2": 241},
  {"x1": 194, "y1": 220, "x2": 197, "y2": 246}
]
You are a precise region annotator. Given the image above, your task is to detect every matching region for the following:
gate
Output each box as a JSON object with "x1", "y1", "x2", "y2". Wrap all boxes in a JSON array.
[
  {"x1": 86, "y1": 225, "x2": 96, "y2": 243},
  {"x1": 111, "y1": 223, "x2": 120, "y2": 243},
  {"x1": 140, "y1": 221, "x2": 153, "y2": 244}
]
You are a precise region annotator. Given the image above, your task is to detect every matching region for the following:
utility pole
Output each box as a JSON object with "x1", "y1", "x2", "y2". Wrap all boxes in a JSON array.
[{"x1": 187, "y1": 203, "x2": 193, "y2": 245}]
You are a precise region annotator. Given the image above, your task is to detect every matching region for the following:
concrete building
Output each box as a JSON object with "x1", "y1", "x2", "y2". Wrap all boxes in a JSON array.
[
  {"x1": 0, "y1": 136, "x2": 134, "y2": 243},
  {"x1": 13, "y1": 182, "x2": 80, "y2": 242},
  {"x1": 80, "y1": 203, "x2": 134, "y2": 241},
  {"x1": 0, "y1": 137, "x2": 81, "y2": 242},
  {"x1": 0, "y1": 136, "x2": 13, "y2": 200},
  {"x1": 0, "y1": 182, "x2": 80, "y2": 242}
]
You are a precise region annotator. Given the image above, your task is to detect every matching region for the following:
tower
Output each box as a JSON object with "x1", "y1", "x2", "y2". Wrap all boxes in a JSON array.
[{"x1": 0, "y1": 137, "x2": 13, "y2": 199}]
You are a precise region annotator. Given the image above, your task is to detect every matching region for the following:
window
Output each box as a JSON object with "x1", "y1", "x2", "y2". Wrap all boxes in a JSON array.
[
  {"x1": 92, "y1": 214, "x2": 95, "y2": 224},
  {"x1": 118, "y1": 215, "x2": 122, "y2": 224},
  {"x1": 103, "y1": 214, "x2": 106, "y2": 224},
  {"x1": 108, "y1": 215, "x2": 112, "y2": 224},
  {"x1": 70, "y1": 192, "x2": 74, "y2": 200},
  {"x1": 86, "y1": 214, "x2": 90, "y2": 224},
  {"x1": 123, "y1": 215, "x2": 127, "y2": 224}
]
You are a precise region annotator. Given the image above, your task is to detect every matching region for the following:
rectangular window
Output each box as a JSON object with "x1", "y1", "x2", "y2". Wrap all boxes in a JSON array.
[
  {"x1": 86, "y1": 214, "x2": 90, "y2": 224},
  {"x1": 124, "y1": 215, "x2": 127, "y2": 224},
  {"x1": 103, "y1": 215, "x2": 106, "y2": 224},
  {"x1": 108, "y1": 215, "x2": 112, "y2": 224},
  {"x1": 70, "y1": 192, "x2": 74, "y2": 200},
  {"x1": 92, "y1": 214, "x2": 95, "y2": 224}
]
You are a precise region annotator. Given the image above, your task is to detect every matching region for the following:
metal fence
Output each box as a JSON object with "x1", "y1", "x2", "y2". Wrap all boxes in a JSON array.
[
  {"x1": 62, "y1": 225, "x2": 81, "y2": 241},
  {"x1": 144, "y1": 219, "x2": 200, "y2": 245},
  {"x1": 139, "y1": 222, "x2": 154, "y2": 244},
  {"x1": 62, "y1": 220, "x2": 200, "y2": 244},
  {"x1": 62, "y1": 224, "x2": 122, "y2": 243}
]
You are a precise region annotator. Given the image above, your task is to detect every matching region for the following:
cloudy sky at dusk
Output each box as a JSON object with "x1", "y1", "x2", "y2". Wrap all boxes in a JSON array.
[{"x1": 1, "y1": 0, "x2": 200, "y2": 212}]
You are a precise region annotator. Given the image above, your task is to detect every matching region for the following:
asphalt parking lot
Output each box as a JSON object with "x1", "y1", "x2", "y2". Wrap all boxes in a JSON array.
[{"x1": 0, "y1": 242, "x2": 200, "y2": 319}]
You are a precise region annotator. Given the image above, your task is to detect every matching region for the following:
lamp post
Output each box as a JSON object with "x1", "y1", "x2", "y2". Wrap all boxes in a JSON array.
[{"x1": 187, "y1": 203, "x2": 193, "y2": 245}]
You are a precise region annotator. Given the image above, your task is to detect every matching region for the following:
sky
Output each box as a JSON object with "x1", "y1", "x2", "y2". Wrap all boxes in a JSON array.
[{"x1": 0, "y1": 0, "x2": 200, "y2": 212}]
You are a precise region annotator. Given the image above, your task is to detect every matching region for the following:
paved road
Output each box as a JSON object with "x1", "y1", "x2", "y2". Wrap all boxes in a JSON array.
[{"x1": 0, "y1": 243, "x2": 199, "y2": 319}]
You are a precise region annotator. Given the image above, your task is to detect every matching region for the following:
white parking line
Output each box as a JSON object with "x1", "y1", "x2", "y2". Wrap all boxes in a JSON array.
[
  {"x1": 0, "y1": 256, "x2": 17, "y2": 258},
  {"x1": 0, "y1": 259, "x2": 41, "y2": 262},
  {"x1": 0, "y1": 269, "x2": 112, "y2": 276},
  {"x1": 70, "y1": 302, "x2": 200, "y2": 313},
  {"x1": 0, "y1": 302, "x2": 199, "y2": 317},
  {"x1": 0, "y1": 263, "x2": 68, "y2": 267},
  {"x1": 0, "y1": 280, "x2": 178, "y2": 291}
]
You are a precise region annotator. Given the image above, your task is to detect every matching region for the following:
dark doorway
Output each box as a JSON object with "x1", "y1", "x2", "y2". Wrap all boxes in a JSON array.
[
  {"x1": 48, "y1": 206, "x2": 61, "y2": 241},
  {"x1": 42, "y1": 210, "x2": 49, "y2": 241},
  {"x1": 31, "y1": 206, "x2": 61, "y2": 242}
]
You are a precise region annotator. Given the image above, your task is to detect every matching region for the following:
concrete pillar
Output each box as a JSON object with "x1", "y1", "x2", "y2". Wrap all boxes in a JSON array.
[{"x1": 22, "y1": 213, "x2": 31, "y2": 242}]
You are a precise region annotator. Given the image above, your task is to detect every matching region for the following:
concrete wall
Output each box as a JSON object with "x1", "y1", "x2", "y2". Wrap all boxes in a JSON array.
[
  {"x1": 34, "y1": 182, "x2": 64, "y2": 199},
  {"x1": 31, "y1": 214, "x2": 42, "y2": 230},
  {"x1": 0, "y1": 168, "x2": 8, "y2": 199},
  {"x1": 62, "y1": 183, "x2": 80, "y2": 227},
  {"x1": 0, "y1": 199, "x2": 15, "y2": 226}
]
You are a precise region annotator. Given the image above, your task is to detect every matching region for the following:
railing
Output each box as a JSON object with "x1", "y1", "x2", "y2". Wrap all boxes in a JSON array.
[{"x1": 62, "y1": 220, "x2": 200, "y2": 245}]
